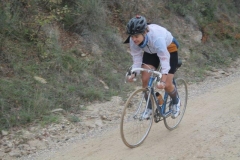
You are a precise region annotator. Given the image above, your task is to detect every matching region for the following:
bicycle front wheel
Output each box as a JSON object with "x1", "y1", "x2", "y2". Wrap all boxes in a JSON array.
[
  {"x1": 164, "y1": 78, "x2": 188, "y2": 130},
  {"x1": 120, "y1": 88, "x2": 154, "y2": 148}
]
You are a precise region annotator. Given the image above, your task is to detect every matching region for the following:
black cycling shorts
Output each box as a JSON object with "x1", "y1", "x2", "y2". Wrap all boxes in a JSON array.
[{"x1": 142, "y1": 51, "x2": 178, "y2": 74}]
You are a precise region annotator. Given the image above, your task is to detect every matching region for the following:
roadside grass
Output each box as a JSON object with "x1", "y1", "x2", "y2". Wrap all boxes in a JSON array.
[
  {"x1": 67, "y1": 115, "x2": 81, "y2": 123},
  {"x1": 0, "y1": 48, "x2": 133, "y2": 129},
  {"x1": 40, "y1": 114, "x2": 59, "y2": 126},
  {"x1": 0, "y1": 32, "x2": 133, "y2": 130}
]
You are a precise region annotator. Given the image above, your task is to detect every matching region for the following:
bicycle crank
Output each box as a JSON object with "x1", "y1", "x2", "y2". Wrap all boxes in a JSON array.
[{"x1": 154, "y1": 109, "x2": 162, "y2": 123}]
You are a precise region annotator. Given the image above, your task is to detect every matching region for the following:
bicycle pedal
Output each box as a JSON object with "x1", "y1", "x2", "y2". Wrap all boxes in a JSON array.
[
  {"x1": 154, "y1": 112, "x2": 161, "y2": 123},
  {"x1": 154, "y1": 116, "x2": 161, "y2": 123}
]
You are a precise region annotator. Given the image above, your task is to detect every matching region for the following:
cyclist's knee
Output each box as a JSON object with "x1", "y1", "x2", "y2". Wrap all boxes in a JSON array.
[{"x1": 165, "y1": 83, "x2": 174, "y2": 92}]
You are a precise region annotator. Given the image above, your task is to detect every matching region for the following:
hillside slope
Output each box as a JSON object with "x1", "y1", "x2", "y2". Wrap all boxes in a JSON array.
[{"x1": 0, "y1": 1, "x2": 240, "y2": 158}]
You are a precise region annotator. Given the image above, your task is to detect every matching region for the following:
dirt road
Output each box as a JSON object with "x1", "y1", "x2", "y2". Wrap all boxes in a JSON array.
[{"x1": 33, "y1": 77, "x2": 240, "y2": 160}]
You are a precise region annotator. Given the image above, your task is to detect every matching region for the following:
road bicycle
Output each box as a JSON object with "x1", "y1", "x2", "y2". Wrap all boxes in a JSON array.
[{"x1": 120, "y1": 59, "x2": 188, "y2": 148}]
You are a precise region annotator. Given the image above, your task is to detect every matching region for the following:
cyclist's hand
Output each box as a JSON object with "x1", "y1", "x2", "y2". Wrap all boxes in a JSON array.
[
  {"x1": 157, "y1": 81, "x2": 165, "y2": 89},
  {"x1": 127, "y1": 72, "x2": 136, "y2": 82}
]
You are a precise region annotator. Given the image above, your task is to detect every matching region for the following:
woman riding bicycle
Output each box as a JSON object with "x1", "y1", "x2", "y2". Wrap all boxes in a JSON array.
[{"x1": 126, "y1": 15, "x2": 180, "y2": 119}]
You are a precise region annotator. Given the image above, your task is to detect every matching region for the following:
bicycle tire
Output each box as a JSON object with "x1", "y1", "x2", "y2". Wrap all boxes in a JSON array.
[
  {"x1": 120, "y1": 88, "x2": 154, "y2": 148},
  {"x1": 164, "y1": 78, "x2": 188, "y2": 130}
]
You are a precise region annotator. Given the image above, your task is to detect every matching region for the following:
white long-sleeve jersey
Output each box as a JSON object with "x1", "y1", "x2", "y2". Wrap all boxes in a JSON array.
[{"x1": 129, "y1": 24, "x2": 173, "y2": 74}]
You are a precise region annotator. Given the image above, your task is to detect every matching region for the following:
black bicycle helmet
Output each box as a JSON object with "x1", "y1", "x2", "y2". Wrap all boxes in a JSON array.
[{"x1": 126, "y1": 15, "x2": 147, "y2": 35}]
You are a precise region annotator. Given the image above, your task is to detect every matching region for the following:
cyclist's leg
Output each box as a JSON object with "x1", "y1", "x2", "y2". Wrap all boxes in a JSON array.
[
  {"x1": 165, "y1": 51, "x2": 179, "y2": 104},
  {"x1": 141, "y1": 64, "x2": 155, "y2": 111},
  {"x1": 165, "y1": 51, "x2": 180, "y2": 117},
  {"x1": 165, "y1": 74, "x2": 179, "y2": 104},
  {"x1": 141, "y1": 64, "x2": 156, "y2": 88},
  {"x1": 165, "y1": 74, "x2": 174, "y2": 92},
  {"x1": 141, "y1": 52, "x2": 159, "y2": 117},
  {"x1": 141, "y1": 52, "x2": 159, "y2": 88}
]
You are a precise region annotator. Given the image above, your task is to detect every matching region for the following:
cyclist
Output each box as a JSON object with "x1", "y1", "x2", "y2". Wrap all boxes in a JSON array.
[{"x1": 125, "y1": 15, "x2": 180, "y2": 119}]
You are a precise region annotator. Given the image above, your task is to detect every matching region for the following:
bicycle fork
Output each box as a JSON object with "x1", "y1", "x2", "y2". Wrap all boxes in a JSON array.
[
  {"x1": 132, "y1": 90, "x2": 152, "y2": 120},
  {"x1": 131, "y1": 91, "x2": 146, "y2": 120}
]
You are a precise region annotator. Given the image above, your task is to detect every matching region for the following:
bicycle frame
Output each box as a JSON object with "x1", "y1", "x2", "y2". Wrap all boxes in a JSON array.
[
  {"x1": 129, "y1": 67, "x2": 176, "y2": 119},
  {"x1": 146, "y1": 74, "x2": 176, "y2": 119},
  {"x1": 121, "y1": 62, "x2": 187, "y2": 148}
]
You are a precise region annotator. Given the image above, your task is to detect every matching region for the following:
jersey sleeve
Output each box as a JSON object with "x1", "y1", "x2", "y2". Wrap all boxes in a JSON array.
[
  {"x1": 154, "y1": 38, "x2": 170, "y2": 74},
  {"x1": 130, "y1": 40, "x2": 143, "y2": 75}
]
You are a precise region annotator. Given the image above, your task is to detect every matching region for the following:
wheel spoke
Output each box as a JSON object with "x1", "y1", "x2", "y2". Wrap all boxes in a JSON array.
[
  {"x1": 120, "y1": 88, "x2": 154, "y2": 148},
  {"x1": 164, "y1": 78, "x2": 188, "y2": 130}
]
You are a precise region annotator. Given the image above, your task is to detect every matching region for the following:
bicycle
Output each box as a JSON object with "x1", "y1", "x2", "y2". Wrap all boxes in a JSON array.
[{"x1": 120, "y1": 59, "x2": 188, "y2": 148}]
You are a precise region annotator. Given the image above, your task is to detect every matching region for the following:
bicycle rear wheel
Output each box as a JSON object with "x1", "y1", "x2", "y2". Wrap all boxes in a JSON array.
[
  {"x1": 120, "y1": 88, "x2": 154, "y2": 148},
  {"x1": 164, "y1": 78, "x2": 188, "y2": 130}
]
